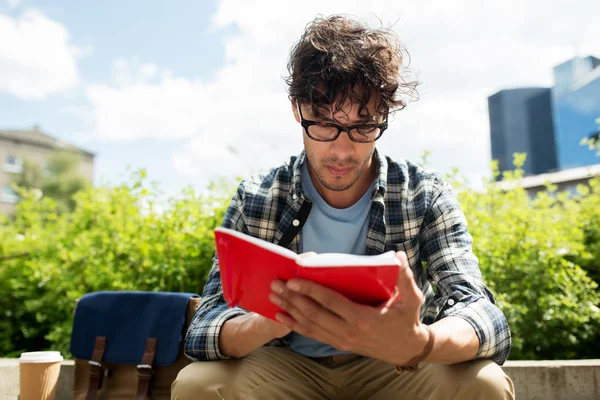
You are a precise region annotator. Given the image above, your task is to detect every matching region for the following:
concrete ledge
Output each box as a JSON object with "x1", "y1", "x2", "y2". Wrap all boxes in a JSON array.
[
  {"x1": 2, "y1": 358, "x2": 600, "y2": 400},
  {"x1": 502, "y1": 359, "x2": 600, "y2": 400}
]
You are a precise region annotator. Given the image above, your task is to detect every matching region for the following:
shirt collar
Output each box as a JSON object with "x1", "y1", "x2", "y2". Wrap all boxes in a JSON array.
[
  {"x1": 372, "y1": 148, "x2": 388, "y2": 199},
  {"x1": 290, "y1": 148, "x2": 388, "y2": 200},
  {"x1": 291, "y1": 151, "x2": 306, "y2": 199}
]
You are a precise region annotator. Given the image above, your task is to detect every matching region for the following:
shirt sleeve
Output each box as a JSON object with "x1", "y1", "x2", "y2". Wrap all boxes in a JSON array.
[
  {"x1": 183, "y1": 185, "x2": 248, "y2": 361},
  {"x1": 419, "y1": 179, "x2": 512, "y2": 365}
]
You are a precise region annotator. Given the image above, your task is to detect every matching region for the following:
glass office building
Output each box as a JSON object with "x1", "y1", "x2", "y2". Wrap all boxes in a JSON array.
[
  {"x1": 551, "y1": 56, "x2": 600, "y2": 170},
  {"x1": 488, "y1": 55, "x2": 600, "y2": 176},
  {"x1": 488, "y1": 88, "x2": 557, "y2": 176}
]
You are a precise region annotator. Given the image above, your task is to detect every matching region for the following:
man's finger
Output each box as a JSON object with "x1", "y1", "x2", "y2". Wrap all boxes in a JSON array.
[
  {"x1": 270, "y1": 291, "x2": 346, "y2": 342},
  {"x1": 274, "y1": 311, "x2": 345, "y2": 348},
  {"x1": 285, "y1": 279, "x2": 362, "y2": 323}
]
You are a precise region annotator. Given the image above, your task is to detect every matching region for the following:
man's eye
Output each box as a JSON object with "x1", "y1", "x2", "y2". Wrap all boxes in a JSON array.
[{"x1": 356, "y1": 126, "x2": 377, "y2": 134}]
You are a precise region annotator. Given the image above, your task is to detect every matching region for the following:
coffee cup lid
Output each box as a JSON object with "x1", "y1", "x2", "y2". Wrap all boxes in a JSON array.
[{"x1": 19, "y1": 351, "x2": 64, "y2": 363}]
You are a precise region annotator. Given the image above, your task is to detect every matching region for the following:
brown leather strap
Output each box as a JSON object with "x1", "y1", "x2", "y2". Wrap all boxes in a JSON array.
[
  {"x1": 136, "y1": 338, "x2": 157, "y2": 400},
  {"x1": 394, "y1": 324, "x2": 435, "y2": 374},
  {"x1": 86, "y1": 336, "x2": 106, "y2": 400}
]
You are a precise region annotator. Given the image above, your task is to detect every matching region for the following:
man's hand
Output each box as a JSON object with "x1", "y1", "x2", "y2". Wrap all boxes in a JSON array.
[
  {"x1": 219, "y1": 312, "x2": 291, "y2": 358},
  {"x1": 218, "y1": 252, "x2": 319, "y2": 358},
  {"x1": 269, "y1": 251, "x2": 430, "y2": 366}
]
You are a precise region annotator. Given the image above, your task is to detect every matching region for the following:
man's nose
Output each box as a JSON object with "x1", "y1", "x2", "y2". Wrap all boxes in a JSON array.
[{"x1": 329, "y1": 129, "x2": 355, "y2": 157}]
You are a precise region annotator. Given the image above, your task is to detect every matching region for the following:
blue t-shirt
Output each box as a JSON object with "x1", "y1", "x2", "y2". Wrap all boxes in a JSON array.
[{"x1": 284, "y1": 161, "x2": 375, "y2": 357}]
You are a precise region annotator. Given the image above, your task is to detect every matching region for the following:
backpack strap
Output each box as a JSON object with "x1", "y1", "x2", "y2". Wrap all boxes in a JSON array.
[
  {"x1": 278, "y1": 200, "x2": 311, "y2": 249},
  {"x1": 136, "y1": 338, "x2": 157, "y2": 400},
  {"x1": 86, "y1": 336, "x2": 106, "y2": 400}
]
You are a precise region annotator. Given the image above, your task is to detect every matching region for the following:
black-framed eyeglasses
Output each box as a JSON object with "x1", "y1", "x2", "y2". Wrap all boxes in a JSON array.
[{"x1": 296, "y1": 102, "x2": 388, "y2": 143}]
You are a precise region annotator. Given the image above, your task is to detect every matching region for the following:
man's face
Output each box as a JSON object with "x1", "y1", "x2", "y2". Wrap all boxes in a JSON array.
[{"x1": 293, "y1": 100, "x2": 381, "y2": 192}]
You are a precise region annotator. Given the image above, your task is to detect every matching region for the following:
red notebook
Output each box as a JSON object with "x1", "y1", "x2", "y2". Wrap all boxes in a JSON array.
[{"x1": 214, "y1": 227, "x2": 401, "y2": 321}]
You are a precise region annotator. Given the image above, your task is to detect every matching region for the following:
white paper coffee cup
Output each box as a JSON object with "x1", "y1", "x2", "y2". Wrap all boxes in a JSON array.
[{"x1": 19, "y1": 351, "x2": 64, "y2": 400}]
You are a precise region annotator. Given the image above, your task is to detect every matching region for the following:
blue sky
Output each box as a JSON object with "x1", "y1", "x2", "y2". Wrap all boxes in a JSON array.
[
  {"x1": 1, "y1": 0, "x2": 599, "y2": 198},
  {"x1": 1, "y1": 0, "x2": 231, "y2": 196}
]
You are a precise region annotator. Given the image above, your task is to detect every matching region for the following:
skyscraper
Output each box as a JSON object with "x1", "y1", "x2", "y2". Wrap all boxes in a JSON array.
[
  {"x1": 551, "y1": 56, "x2": 600, "y2": 170},
  {"x1": 488, "y1": 88, "x2": 557, "y2": 176},
  {"x1": 488, "y1": 55, "x2": 600, "y2": 177}
]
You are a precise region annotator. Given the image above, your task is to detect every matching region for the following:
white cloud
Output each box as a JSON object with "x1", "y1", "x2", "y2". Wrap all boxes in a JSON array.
[
  {"x1": 86, "y1": 57, "x2": 209, "y2": 141},
  {"x1": 0, "y1": 9, "x2": 81, "y2": 100},
  {"x1": 84, "y1": 0, "x2": 600, "y2": 187}
]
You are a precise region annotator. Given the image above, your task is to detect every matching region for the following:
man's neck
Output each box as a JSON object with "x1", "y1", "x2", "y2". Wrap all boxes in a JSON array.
[{"x1": 307, "y1": 156, "x2": 377, "y2": 209}]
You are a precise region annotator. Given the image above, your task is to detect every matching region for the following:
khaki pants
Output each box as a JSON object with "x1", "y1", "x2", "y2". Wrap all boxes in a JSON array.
[{"x1": 172, "y1": 347, "x2": 515, "y2": 400}]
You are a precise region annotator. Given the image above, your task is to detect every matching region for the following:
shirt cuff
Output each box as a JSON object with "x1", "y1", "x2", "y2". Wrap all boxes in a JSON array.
[
  {"x1": 185, "y1": 306, "x2": 247, "y2": 361},
  {"x1": 439, "y1": 297, "x2": 511, "y2": 365}
]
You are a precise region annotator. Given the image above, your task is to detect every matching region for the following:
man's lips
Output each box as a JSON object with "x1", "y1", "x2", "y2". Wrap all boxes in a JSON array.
[{"x1": 326, "y1": 165, "x2": 353, "y2": 175}]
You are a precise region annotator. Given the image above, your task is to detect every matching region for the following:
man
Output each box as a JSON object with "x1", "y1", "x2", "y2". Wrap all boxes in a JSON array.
[{"x1": 173, "y1": 14, "x2": 515, "y2": 400}]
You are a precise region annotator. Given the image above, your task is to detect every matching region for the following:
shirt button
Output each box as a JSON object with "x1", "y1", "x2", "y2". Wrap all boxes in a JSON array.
[
  {"x1": 447, "y1": 299, "x2": 455, "y2": 306},
  {"x1": 292, "y1": 194, "x2": 298, "y2": 200},
  {"x1": 292, "y1": 219, "x2": 300, "y2": 227}
]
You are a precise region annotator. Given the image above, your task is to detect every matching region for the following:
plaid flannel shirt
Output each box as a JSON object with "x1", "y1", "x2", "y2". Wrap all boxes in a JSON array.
[{"x1": 184, "y1": 149, "x2": 511, "y2": 365}]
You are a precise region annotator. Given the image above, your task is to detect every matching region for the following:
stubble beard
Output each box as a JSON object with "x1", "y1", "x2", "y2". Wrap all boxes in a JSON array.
[{"x1": 306, "y1": 148, "x2": 375, "y2": 192}]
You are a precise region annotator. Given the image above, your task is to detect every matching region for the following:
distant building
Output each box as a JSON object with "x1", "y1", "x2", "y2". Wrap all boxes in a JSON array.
[
  {"x1": 552, "y1": 56, "x2": 600, "y2": 170},
  {"x1": 488, "y1": 55, "x2": 600, "y2": 178},
  {"x1": 488, "y1": 88, "x2": 557, "y2": 176},
  {"x1": 0, "y1": 127, "x2": 95, "y2": 215}
]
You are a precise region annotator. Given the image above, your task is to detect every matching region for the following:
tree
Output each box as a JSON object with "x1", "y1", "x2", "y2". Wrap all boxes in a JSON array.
[
  {"x1": 581, "y1": 117, "x2": 600, "y2": 155},
  {"x1": 41, "y1": 151, "x2": 90, "y2": 213},
  {"x1": 15, "y1": 159, "x2": 44, "y2": 189},
  {"x1": 12, "y1": 150, "x2": 90, "y2": 214}
]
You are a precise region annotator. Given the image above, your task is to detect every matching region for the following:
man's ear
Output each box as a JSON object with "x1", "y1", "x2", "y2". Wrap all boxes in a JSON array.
[{"x1": 291, "y1": 98, "x2": 301, "y2": 123}]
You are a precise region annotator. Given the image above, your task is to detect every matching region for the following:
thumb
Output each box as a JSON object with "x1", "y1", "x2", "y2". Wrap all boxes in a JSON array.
[{"x1": 392, "y1": 251, "x2": 423, "y2": 308}]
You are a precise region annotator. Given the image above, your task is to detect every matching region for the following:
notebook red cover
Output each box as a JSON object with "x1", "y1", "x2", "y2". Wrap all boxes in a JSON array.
[{"x1": 214, "y1": 227, "x2": 400, "y2": 321}]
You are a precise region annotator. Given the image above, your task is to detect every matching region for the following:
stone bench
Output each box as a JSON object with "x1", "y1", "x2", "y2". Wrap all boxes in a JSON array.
[{"x1": 2, "y1": 358, "x2": 599, "y2": 400}]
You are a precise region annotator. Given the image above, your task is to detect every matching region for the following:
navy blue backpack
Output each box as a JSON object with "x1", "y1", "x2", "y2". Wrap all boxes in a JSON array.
[{"x1": 70, "y1": 291, "x2": 201, "y2": 400}]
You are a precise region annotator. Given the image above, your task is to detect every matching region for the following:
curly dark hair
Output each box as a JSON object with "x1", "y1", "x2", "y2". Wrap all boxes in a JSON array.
[{"x1": 285, "y1": 14, "x2": 419, "y2": 120}]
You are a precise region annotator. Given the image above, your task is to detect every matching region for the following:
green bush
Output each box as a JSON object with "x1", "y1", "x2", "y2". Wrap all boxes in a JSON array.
[
  {"x1": 0, "y1": 170, "x2": 233, "y2": 357},
  {"x1": 1, "y1": 160, "x2": 600, "y2": 361},
  {"x1": 450, "y1": 155, "x2": 600, "y2": 359},
  {"x1": 573, "y1": 179, "x2": 600, "y2": 286}
]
